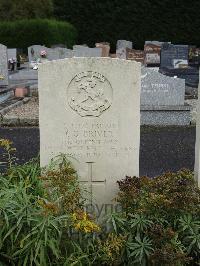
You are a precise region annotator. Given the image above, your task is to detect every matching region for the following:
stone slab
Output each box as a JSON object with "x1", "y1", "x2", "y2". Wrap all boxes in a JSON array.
[
  {"x1": 160, "y1": 43, "x2": 189, "y2": 69},
  {"x1": 116, "y1": 40, "x2": 132, "y2": 49},
  {"x1": 7, "y1": 48, "x2": 17, "y2": 60},
  {"x1": 0, "y1": 44, "x2": 9, "y2": 86},
  {"x1": 28, "y1": 45, "x2": 73, "y2": 62},
  {"x1": 141, "y1": 67, "x2": 185, "y2": 106},
  {"x1": 73, "y1": 47, "x2": 102, "y2": 57},
  {"x1": 95, "y1": 42, "x2": 110, "y2": 57},
  {"x1": 141, "y1": 105, "x2": 191, "y2": 126},
  {"x1": 39, "y1": 57, "x2": 140, "y2": 213}
]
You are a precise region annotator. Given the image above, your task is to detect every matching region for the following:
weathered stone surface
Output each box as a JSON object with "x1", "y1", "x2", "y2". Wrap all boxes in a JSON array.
[
  {"x1": 39, "y1": 58, "x2": 140, "y2": 213},
  {"x1": 7, "y1": 48, "x2": 17, "y2": 60},
  {"x1": 95, "y1": 42, "x2": 110, "y2": 57},
  {"x1": 116, "y1": 48, "x2": 127, "y2": 59},
  {"x1": 28, "y1": 45, "x2": 73, "y2": 61},
  {"x1": 116, "y1": 40, "x2": 132, "y2": 49},
  {"x1": 141, "y1": 105, "x2": 191, "y2": 126},
  {"x1": 0, "y1": 44, "x2": 9, "y2": 86},
  {"x1": 141, "y1": 68, "x2": 185, "y2": 106},
  {"x1": 73, "y1": 47, "x2": 102, "y2": 57}
]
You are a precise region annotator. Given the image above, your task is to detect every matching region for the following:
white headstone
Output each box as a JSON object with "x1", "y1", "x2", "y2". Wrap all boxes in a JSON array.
[
  {"x1": 0, "y1": 44, "x2": 9, "y2": 86},
  {"x1": 39, "y1": 58, "x2": 140, "y2": 215}
]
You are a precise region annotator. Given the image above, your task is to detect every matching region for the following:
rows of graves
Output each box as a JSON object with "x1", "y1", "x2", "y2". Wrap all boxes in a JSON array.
[
  {"x1": 25, "y1": 41, "x2": 200, "y2": 125},
  {"x1": 0, "y1": 40, "x2": 199, "y2": 126},
  {"x1": 27, "y1": 41, "x2": 199, "y2": 87}
]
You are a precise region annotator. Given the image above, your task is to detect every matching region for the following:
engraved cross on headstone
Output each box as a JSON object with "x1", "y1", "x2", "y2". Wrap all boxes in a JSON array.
[{"x1": 80, "y1": 162, "x2": 106, "y2": 204}]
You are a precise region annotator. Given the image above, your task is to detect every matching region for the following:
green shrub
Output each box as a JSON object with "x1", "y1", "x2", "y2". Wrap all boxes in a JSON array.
[
  {"x1": 0, "y1": 139, "x2": 124, "y2": 266},
  {"x1": 115, "y1": 170, "x2": 200, "y2": 265},
  {"x1": 0, "y1": 0, "x2": 53, "y2": 21},
  {"x1": 0, "y1": 19, "x2": 77, "y2": 49},
  {"x1": 0, "y1": 139, "x2": 199, "y2": 265}
]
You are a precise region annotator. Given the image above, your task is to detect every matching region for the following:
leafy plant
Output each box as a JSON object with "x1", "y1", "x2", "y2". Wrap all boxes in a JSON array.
[{"x1": 117, "y1": 170, "x2": 200, "y2": 265}]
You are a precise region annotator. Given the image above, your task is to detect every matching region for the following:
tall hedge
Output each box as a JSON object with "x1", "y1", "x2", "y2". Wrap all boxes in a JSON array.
[
  {"x1": 0, "y1": 19, "x2": 77, "y2": 49},
  {"x1": 53, "y1": 0, "x2": 200, "y2": 50},
  {"x1": 0, "y1": 0, "x2": 53, "y2": 21}
]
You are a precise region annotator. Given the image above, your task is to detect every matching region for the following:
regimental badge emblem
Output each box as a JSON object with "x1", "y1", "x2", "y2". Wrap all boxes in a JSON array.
[{"x1": 67, "y1": 71, "x2": 113, "y2": 117}]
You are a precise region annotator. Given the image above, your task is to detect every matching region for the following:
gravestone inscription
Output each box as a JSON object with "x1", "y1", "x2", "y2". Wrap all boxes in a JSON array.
[
  {"x1": 126, "y1": 48, "x2": 144, "y2": 63},
  {"x1": 144, "y1": 43, "x2": 162, "y2": 66},
  {"x1": 39, "y1": 58, "x2": 140, "y2": 214}
]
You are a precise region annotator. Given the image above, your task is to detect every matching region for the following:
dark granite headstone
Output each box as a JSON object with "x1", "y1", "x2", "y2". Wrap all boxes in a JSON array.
[
  {"x1": 159, "y1": 67, "x2": 199, "y2": 88},
  {"x1": 160, "y1": 43, "x2": 189, "y2": 69},
  {"x1": 189, "y1": 46, "x2": 200, "y2": 66}
]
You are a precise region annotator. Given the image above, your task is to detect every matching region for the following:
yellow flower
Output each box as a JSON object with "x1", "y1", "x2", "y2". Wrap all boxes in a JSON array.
[{"x1": 72, "y1": 211, "x2": 101, "y2": 233}]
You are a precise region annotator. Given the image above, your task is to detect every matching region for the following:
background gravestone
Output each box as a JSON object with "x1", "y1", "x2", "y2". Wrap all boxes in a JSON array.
[
  {"x1": 95, "y1": 42, "x2": 110, "y2": 57},
  {"x1": 116, "y1": 40, "x2": 132, "y2": 49},
  {"x1": 141, "y1": 67, "x2": 191, "y2": 125},
  {"x1": 7, "y1": 48, "x2": 17, "y2": 61},
  {"x1": 0, "y1": 44, "x2": 9, "y2": 87},
  {"x1": 28, "y1": 45, "x2": 46, "y2": 62},
  {"x1": 126, "y1": 48, "x2": 144, "y2": 63},
  {"x1": 141, "y1": 68, "x2": 185, "y2": 105},
  {"x1": 160, "y1": 43, "x2": 189, "y2": 69},
  {"x1": 55, "y1": 48, "x2": 73, "y2": 59},
  {"x1": 39, "y1": 58, "x2": 140, "y2": 213},
  {"x1": 73, "y1": 47, "x2": 102, "y2": 57},
  {"x1": 116, "y1": 48, "x2": 127, "y2": 59},
  {"x1": 144, "y1": 43, "x2": 162, "y2": 66},
  {"x1": 116, "y1": 40, "x2": 133, "y2": 60},
  {"x1": 28, "y1": 45, "x2": 73, "y2": 62}
]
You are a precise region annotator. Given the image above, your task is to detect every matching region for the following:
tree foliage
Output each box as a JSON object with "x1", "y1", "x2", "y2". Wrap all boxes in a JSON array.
[
  {"x1": 0, "y1": 0, "x2": 53, "y2": 20},
  {"x1": 0, "y1": 19, "x2": 77, "y2": 49},
  {"x1": 53, "y1": 0, "x2": 200, "y2": 50}
]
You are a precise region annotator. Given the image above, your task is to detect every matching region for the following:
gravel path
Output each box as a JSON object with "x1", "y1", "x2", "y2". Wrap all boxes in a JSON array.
[
  {"x1": 185, "y1": 99, "x2": 197, "y2": 124},
  {"x1": 2, "y1": 97, "x2": 197, "y2": 124},
  {"x1": 3, "y1": 97, "x2": 39, "y2": 120}
]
